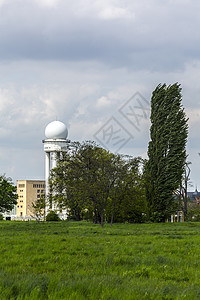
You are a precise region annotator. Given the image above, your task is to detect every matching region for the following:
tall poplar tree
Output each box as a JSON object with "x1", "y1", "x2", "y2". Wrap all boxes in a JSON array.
[{"x1": 146, "y1": 83, "x2": 188, "y2": 222}]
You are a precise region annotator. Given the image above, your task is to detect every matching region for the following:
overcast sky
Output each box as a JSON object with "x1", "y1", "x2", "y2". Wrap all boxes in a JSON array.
[{"x1": 0, "y1": 0, "x2": 200, "y2": 191}]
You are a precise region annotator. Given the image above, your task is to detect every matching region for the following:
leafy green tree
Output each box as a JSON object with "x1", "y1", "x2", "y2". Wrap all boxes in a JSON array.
[
  {"x1": 185, "y1": 202, "x2": 200, "y2": 222},
  {"x1": 105, "y1": 154, "x2": 128, "y2": 226},
  {"x1": 49, "y1": 142, "x2": 90, "y2": 221},
  {"x1": 0, "y1": 175, "x2": 18, "y2": 213},
  {"x1": 178, "y1": 160, "x2": 191, "y2": 218},
  {"x1": 32, "y1": 194, "x2": 45, "y2": 221},
  {"x1": 49, "y1": 141, "x2": 122, "y2": 226},
  {"x1": 49, "y1": 141, "x2": 148, "y2": 226},
  {"x1": 119, "y1": 158, "x2": 148, "y2": 223},
  {"x1": 106, "y1": 157, "x2": 147, "y2": 224},
  {"x1": 146, "y1": 83, "x2": 188, "y2": 222}
]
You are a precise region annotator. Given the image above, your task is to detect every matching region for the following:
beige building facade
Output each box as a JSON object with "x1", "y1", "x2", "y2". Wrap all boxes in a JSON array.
[{"x1": 17, "y1": 180, "x2": 45, "y2": 218}]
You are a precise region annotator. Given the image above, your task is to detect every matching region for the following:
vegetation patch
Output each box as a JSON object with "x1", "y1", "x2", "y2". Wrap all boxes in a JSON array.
[{"x1": 0, "y1": 221, "x2": 200, "y2": 299}]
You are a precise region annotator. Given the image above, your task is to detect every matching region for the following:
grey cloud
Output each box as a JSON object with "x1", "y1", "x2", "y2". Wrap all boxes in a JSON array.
[{"x1": 0, "y1": 0, "x2": 200, "y2": 71}]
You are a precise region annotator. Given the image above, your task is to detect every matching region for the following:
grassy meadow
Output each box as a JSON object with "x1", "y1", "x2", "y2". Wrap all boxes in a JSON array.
[{"x1": 1, "y1": 221, "x2": 200, "y2": 299}]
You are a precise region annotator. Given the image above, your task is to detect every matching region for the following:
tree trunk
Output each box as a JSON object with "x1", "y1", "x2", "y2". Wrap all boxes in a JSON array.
[
  {"x1": 101, "y1": 208, "x2": 104, "y2": 227},
  {"x1": 94, "y1": 209, "x2": 98, "y2": 224},
  {"x1": 75, "y1": 208, "x2": 81, "y2": 221},
  {"x1": 110, "y1": 202, "x2": 115, "y2": 227}
]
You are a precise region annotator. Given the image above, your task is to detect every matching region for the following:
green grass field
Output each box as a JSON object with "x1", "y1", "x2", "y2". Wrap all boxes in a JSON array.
[{"x1": 1, "y1": 221, "x2": 200, "y2": 299}]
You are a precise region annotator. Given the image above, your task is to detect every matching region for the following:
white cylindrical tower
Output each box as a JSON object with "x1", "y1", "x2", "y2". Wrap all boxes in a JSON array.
[{"x1": 42, "y1": 120, "x2": 69, "y2": 212}]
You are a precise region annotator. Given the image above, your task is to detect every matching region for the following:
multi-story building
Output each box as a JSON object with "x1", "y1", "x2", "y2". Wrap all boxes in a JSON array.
[{"x1": 16, "y1": 180, "x2": 45, "y2": 219}]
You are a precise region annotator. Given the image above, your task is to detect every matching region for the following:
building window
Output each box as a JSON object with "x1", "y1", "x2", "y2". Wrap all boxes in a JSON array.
[
  {"x1": 21, "y1": 206, "x2": 23, "y2": 208},
  {"x1": 37, "y1": 190, "x2": 40, "y2": 193},
  {"x1": 33, "y1": 183, "x2": 45, "y2": 188},
  {"x1": 37, "y1": 194, "x2": 41, "y2": 198},
  {"x1": 18, "y1": 184, "x2": 25, "y2": 188}
]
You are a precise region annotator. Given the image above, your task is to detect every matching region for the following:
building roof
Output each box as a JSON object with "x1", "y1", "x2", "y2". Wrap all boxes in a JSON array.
[{"x1": 188, "y1": 188, "x2": 200, "y2": 201}]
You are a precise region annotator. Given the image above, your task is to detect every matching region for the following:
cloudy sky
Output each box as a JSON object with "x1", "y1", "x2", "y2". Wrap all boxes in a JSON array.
[{"x1": 0, "y1": 0, "x2": 200, "y2": 190}]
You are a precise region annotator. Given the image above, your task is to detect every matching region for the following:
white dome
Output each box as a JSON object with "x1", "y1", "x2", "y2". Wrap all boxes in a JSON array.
[{"x1": 45, "y1": 121, "x2": 68, "y2": 139}]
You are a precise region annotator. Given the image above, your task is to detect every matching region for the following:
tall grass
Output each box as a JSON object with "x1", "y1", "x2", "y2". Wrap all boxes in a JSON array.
[{"x1": 1, "y1": 221, "x2": 200, "y2": 299}]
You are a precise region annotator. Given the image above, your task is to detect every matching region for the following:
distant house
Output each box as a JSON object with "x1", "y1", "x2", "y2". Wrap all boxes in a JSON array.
[
  {"x1": 170, "y1": 189, "x2": 200, "y2": 223},
  {"x1": 187, "y1": 188, "x2": 200, "y2": 204}
]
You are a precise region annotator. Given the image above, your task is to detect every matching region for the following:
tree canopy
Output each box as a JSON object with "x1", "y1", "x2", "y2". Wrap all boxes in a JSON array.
[
  {"x1": 48, "y1": 141, "x2": 147, "y2": 226},
  {"x1": 0, "y1": 175, "x2": 18, "y2": 213}
]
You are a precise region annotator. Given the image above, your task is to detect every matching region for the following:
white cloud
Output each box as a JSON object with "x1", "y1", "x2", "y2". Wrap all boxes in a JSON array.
[
  {"x1": 73, "y1": 0, "x2": 134, "y2": 19},
  {"x1": 98, "y1": 6, "x2": 134, "y2": 20},
  {"x1": 96, "y1": 96, "x2": 111, "y2": 108},
  {"x1": 34, "y1": 0, "x2": 60, "y2": 8},
  {"x1": 0, "y1": 0, "x2": 5, "y2": 7}
]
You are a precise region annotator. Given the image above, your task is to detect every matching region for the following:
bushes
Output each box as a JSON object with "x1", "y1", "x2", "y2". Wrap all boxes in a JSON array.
[
  {"x1": 186, "y1": 205, "x2": 200, "y2": 221},
  {"x1": 46, "y1": 211, "x2": 60, "y2": 221}
]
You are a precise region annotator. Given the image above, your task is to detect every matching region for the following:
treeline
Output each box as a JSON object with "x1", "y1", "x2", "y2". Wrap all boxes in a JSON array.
[
  {"x1": 48, "y1": 83, "x2": 189, "y2": 225},
  {"x1": 49, "y1": 141, "x2": 148, "y2": 226}
]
